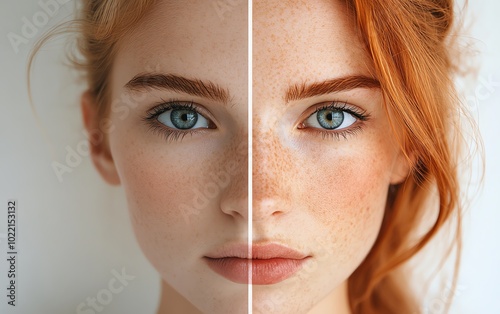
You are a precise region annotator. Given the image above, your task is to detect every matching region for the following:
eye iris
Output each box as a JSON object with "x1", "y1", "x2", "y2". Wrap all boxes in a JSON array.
[
  {"x1": 171, "y1": 109, "x2": 198, "y2": 129},
  {"x1": 317, "y1": 109, "x2": 344, "y2": 129}
]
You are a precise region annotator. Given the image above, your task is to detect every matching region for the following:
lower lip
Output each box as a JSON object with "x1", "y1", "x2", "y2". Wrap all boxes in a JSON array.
[{"x1": 204, "y1": 257, "x2": 308, "y2": 285}]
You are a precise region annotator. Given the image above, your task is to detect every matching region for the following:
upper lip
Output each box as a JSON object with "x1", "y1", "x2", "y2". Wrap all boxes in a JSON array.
[{"x1": 204, "y1": 242, "x2": 309, "y2": 259}]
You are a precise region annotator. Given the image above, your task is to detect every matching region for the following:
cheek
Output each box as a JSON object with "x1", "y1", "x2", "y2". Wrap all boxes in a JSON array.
[
  {"x1": 106, "y1": 122, "x2": 228, "y2": 261},
  {"x1": 290, "y1": 142, "x2": 394, "y2": 260},
  {"x1": 121, "y1": 153, "x2": 198, "y2": 233},
  {"x1": 303, "y1": 151, "x2": 390, "y2": 222}
]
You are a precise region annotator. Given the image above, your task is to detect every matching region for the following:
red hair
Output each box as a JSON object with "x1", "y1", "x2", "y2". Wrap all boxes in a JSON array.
[{"x1": 345, "y1": 0, "x2": 471, "y2": 313}]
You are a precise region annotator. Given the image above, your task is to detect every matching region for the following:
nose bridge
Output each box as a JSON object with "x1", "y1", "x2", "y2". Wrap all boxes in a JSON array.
[
  {"x1": 227, "y1": 137, "x2": 248, "y2": 198},
  {"x1": 252, "y1": 127, "x2": 291, "y2": 205},
  {"x1": 219, "y1": 134, "x2": 249, "y2": 219}
]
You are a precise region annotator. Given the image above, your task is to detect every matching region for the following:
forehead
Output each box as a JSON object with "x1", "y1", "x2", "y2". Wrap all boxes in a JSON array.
[
  {"x1": 112, "y1": 0, "x2": 247, "y2": 100},
  {"x1": 253, "y1": 0, "x2": 374, "y2": 94}
]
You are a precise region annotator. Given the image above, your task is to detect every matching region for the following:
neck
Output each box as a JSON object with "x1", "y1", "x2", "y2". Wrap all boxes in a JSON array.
[{"x1": 156, "y1": 281, "x2": 201, "y2": 314}]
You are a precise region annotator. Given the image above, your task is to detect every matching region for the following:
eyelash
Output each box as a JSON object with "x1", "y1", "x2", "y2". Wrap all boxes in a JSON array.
[
  {"x1": 143, "y1": 100, "x2": 367, "y2": 142},
  {"x1": 142, "y1": 100, "x2": 213, "y2": 142},
  {"x1": 300, "y1": 101, "x2": 370, "y2": 140}
]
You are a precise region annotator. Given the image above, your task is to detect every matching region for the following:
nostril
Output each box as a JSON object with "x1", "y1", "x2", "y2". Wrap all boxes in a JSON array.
[
  {"x1": 252, "y1": 198, "x2": 286, "y2": 220},
  {"x1": 271, "y1": 210, "x2": 284, "y2": 216},
  {"x1": 220, "y1": 199, "x2": 248, "y2": 220}
]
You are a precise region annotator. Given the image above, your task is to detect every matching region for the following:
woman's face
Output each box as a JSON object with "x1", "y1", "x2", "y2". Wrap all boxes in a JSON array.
[
  {"x1": 101, "y1": 1, "x2": 248, "y2": 313},
  {"x1": 252, "y1": 0, "x2": 408, "y2": 312},
  {"x1": 87, "y1": 0, "x2": 410, "y2": 312}
]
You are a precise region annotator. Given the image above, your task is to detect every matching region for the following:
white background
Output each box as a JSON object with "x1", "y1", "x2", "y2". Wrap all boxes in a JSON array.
[{"x1": 0, "y1": 1, "x2": 499, "y2": 313}]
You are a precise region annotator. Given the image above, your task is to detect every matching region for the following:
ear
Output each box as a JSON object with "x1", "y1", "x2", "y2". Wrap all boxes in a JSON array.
[
  {"x1": 389, "y1": 149, "x2": 414, "y2": 185},
  {"x1": 81, "y1": 91, "x2": 121, "y2": 185}
]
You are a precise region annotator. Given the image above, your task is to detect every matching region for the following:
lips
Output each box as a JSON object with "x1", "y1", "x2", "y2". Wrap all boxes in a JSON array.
[{"x1": 204, "y1": 243, "x2": 310, "y2": 285}]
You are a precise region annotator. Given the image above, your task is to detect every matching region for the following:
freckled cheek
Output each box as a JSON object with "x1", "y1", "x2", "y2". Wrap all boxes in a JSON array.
[{"x1": 292, "y1": 149, "x2": 390, "y2": 239}]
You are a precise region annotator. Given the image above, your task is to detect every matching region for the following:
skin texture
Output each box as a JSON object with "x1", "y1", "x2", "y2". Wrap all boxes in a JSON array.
[
  {"x1": 82, "y1": 0, "x2": 248, "y2": 313},
  {"x1": 81, "y1": 0, "x2": 411, "y2": 313},
  {"x1": 252, "y1": 0, "x2": 409, "y2": 313}
]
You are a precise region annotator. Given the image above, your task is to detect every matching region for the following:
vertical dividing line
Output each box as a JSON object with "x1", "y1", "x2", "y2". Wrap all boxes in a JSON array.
[{"x1": 247, "y1": 0, "x2": 253, "y2": 313}]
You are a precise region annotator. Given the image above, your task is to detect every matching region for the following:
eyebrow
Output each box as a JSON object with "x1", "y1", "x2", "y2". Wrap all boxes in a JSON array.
[
  {"x1": 125, "y1": 73, "x2": 230, "y2": 104},
  {"x1": 285, "y1": 75, "x2": 380, "y2": 103}
]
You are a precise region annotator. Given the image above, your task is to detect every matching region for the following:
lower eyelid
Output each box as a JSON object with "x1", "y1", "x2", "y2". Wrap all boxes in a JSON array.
[
  {"x1": 145, "y1": 121, "x2": 213, "y2": 143},
  {"x1": 313, "y1": 125, "x2": 364, "y2": 140},
  {"x1": 297, "y1": 118, "x2": 366, "y2": 140}
]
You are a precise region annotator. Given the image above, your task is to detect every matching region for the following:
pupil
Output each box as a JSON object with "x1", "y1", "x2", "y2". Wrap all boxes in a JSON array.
[
  {"x1": 171, "y1": 109, "x2": 198, "y2": 129},
  {"x1": 317, "y1": 109, "x2": 343, "y2": 129}
]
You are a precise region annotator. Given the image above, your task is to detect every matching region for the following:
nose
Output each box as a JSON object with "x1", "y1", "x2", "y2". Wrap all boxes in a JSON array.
[
  {"x1": 252, "y1": 130, "x2": 291, "y2": 221},
  {"x1": 220, "y1": 138, "x2": 249, "y2": 221}
]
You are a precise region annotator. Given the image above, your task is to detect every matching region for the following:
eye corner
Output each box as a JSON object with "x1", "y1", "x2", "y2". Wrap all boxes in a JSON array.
[{"x1": 296, "y1": 122, "x2": 306, "y2": 129}]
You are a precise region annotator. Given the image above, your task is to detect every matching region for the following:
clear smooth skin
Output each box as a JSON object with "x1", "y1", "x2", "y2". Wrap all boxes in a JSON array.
[
  {"x1": 253, "y1": 0, "x2": 410, "y2": 313},
  {"x1": 82, "y1": 1, "x2": 248, "y2": 313}
]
